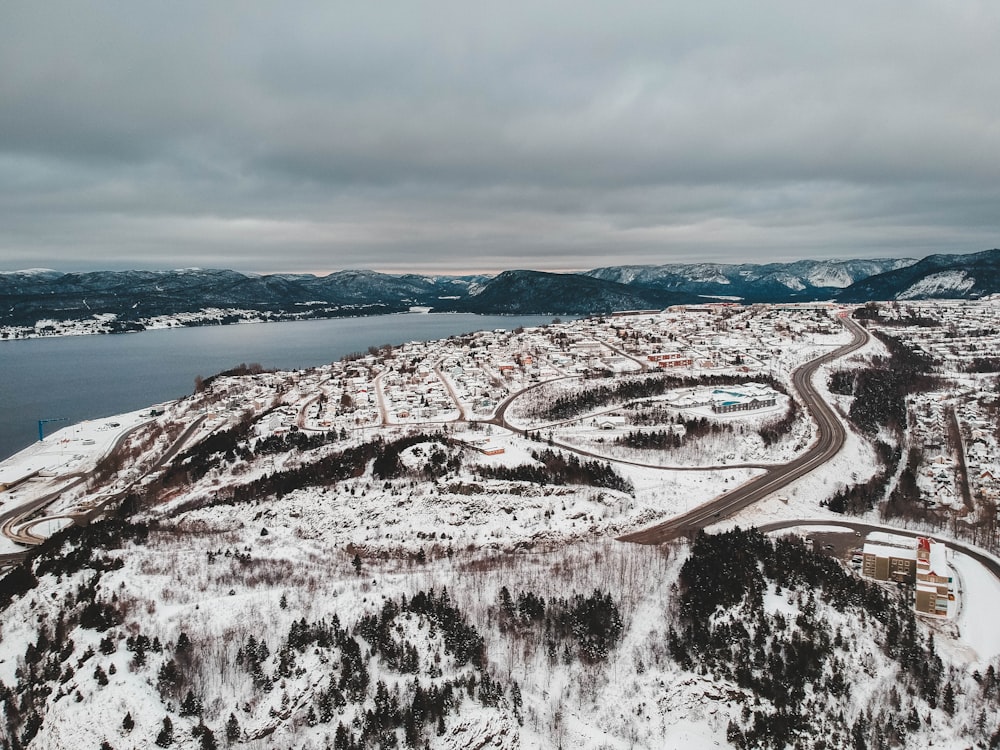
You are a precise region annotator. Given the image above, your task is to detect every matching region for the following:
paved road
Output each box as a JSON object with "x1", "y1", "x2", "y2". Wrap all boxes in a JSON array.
[
  {"x1": 492, "y1": 375, "x2": 779, "y2": 472},
  {"x1": 0, "y1": 419, "x2": 155, "y2": 554},
  {"x1": 433, "y1": 364, "x2": 468, "y2": 421},
  {"x1": 602, "y1": 341, "x2": 651, "y2": 371},
  {"x1": 619, "y1": 315, "x2": 870, "y2": 544},
  {"x1": 0, "y1": 476, "x2": 87, "y2": 551},
  {"x1": 946, "y1": 404, "x2": 974, "y2": 511},
  {"x1": 373, "y1": 373, "x2": 390, "y2": 425},
  {"x1": 0, "y1": 415, "x2": 206, "y2": 565},
  {"x1": 756, "y1": 518, "x2": 1000, "y2": 583},
  {"x1": 490, "y1": 374, "x2": 576, "y2": 431}
]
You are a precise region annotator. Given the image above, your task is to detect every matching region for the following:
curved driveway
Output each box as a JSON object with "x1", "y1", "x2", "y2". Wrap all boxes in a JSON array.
[{"x1": 619, "y1": 315, "x2": 869, "y2": 544}]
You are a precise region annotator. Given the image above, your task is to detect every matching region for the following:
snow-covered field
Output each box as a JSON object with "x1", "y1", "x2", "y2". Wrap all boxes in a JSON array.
[
  {"x1": 0, "y1": 409, "x2": 155, "y2": 489},
  {"x1": 3, "y1": 302, "x2": 1000, "y2": 747},
  {"x1": 953, "y1": 551, "x2": 1000, "y2": 664}
]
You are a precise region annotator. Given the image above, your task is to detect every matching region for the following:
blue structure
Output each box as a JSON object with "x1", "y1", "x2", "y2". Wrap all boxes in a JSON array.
[{"x1": 38, "y1": 417, "x2": 68, "y2": 441}]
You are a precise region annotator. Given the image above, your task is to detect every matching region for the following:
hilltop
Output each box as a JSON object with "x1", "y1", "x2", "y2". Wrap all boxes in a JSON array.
[{"x1": 2, "y1": 300, "x2": 1000, "y2": 747}]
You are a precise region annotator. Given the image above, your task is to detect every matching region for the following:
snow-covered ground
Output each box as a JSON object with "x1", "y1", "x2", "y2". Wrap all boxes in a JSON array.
[
  {"x1": 0, "y1": 409, "x2": 159, "y2": 554},
  {"x1": 0, "y1": 409, "x2": 155, "y2": 488},
  {"x1": 4, "y1": 302, "x2": 1000, "y2": 748},
  {"x1": 953, "y1": 551, "x2": 1000, "y2": 664}
]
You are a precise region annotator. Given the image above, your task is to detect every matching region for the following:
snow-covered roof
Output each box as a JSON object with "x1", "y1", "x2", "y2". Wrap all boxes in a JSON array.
[
  {"x1": 919, "y1": 538, "x2": 950, "y2": 578},
  {"x1": 863, "y1": 542, "x2": 916, "y2": 561}
]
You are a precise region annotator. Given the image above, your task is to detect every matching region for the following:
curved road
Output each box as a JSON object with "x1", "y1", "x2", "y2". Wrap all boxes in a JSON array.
[
  {"x1": 0, "y1": 415, "x2": 206, "y2": 565},
  {"x1": 619, "y1": 315, "x2": 869, "y2": 544},
  {"x1": 0, "y1": 419, "x2": 155, "y2": 553},
  {"x1": 490, "y1": 374, "x2": 576, "y2": 430}
]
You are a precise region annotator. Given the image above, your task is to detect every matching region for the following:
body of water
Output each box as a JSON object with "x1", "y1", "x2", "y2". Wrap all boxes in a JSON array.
[{"x1": 0, "y1": 313, "x2": 556, "y2": 461}]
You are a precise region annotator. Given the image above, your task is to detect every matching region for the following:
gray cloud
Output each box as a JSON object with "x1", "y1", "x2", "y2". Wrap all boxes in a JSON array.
[{"x1": 1, "y1": 1, "x2": 998, "y2": 274}]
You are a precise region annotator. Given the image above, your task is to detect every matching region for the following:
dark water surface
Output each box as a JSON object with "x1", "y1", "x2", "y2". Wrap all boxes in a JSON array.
[{"x1": 0, "y1": 313, "x2": 554, "y2": 461}]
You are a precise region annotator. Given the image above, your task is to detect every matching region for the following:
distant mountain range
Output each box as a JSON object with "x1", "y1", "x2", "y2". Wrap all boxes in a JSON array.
[
  {"x1": 2, "y1": 249, "x2": 998, "y2": 330},
  {"x1": 836, "y1": 249, "x2": 1000, "y2": 303},
  {"x1": 583, "y1": 257, "x2": 916, "y2": 302}
]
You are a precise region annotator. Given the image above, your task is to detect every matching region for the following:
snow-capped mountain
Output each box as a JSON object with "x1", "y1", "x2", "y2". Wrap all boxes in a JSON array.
[
  {"x1": 838, "y1": 249, "x2": 1000, "y2": 302},
  {"x1": 585, "y1": 258, "x2": 915, "y2": 302},
  {"x1": 3, "y1": 251, "x2": 997, "y2": 336}
]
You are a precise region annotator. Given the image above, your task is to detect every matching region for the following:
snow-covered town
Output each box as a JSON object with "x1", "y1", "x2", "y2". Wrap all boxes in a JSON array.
[
  {"x1": 3, "y1": 300, "x2": 1000, "y2": 749},
  {"x1": 5, "y1": 2, "x2": 1000, "y2": 744}
]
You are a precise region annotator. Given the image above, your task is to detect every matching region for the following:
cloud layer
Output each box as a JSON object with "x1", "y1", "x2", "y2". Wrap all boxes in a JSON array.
[{"x1": 2, "y1": 1, "x2": 998, "y2": 273}]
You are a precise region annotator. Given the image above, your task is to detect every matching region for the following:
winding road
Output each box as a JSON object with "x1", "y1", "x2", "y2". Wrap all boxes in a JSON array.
[
  {"x1": 0, "y1": 415, "x2": 206, "y2": 566},
  {"x1": 619, "y1": 314, "x2": 870, "y2": 544}
]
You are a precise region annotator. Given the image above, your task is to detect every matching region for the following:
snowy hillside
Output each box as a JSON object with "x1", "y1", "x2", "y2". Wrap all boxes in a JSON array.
[
  {"x1": 897, "y1": 270, "x2": 977, "y2": 300},
  {"x1": 3, "y1": 301, "x2": 1000, "y2": 747},
  {"x1": 839, "y1": 248, "x2": 1000, "y2": 302},
  {"x1": 3, "y1": 519, "x2": 999, "y2": 749},
  {"x1": 584, "y1": 257, "x2": 915, "y2": 302}
]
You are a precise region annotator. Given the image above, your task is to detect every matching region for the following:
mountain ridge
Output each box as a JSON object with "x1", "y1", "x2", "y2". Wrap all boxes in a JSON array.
[
  {"x1": 2, "y1": 249, "x2": 998, "y2": 333},
  {"x1": 837, "y1": 248, "x2": 1000, "y2": 302}
]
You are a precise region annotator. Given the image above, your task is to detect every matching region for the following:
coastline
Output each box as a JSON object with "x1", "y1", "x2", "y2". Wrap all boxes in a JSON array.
[{"x1": 0, "y1": 307, "x2": 561, "y2": 343}]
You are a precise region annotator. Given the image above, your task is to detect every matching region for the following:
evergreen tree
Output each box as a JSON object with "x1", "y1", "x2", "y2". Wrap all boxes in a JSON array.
[
  {"x1": 335, "y1": 723, "x2": 351, "y2": 750},
  {"x1": 511, "y1": 681, "x2": 523, "y2": 725},
  {"x1": 180, "y1": 689, "x2": 202, "y2": 717},
  {"x1": 154, "y1": 716, "x2": 174, "y2": 747},
  {"x1": 122, "y1": 712, "x2": 134, "y2": 733},
  {"x1": 225, "y1": 713, "x2": 240, "y2": 743},
  {"x1": 157, "y1": 659, "x2": 181, "y2": 699},
  {"x1": 194, "y1": 724, "x2": 217, "y2": 750},
  {"x1": 403, "y1": 708, "x2": 419, "y2": 747},
  {"x1": 943, "y1": 682, "x2": 955, "y2": 716}
]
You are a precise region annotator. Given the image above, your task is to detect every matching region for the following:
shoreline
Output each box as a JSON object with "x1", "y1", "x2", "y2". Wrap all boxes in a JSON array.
[
  {"x1": 0, "y1": 311, "x2": 565, "y2": 463},
  {"x1": 0, "y1": 307, "x2": 566, "y2": 343}
]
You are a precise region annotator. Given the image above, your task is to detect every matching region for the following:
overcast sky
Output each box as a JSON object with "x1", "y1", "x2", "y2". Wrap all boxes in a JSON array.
[{"x1": 1, "y1": 1, "x2": 998, "y2": 275}]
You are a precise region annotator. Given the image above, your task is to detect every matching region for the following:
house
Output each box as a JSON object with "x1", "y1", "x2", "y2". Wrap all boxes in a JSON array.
[
  {"x1": 707, "y1": 384, "x2": 778, "y2": 414},
  {"x1": 712, "y1": 396, "x2": 777, "y2": 414},
  {"x1": 459, "y1": 439, "x2": 505, "y2": 456},
  {"x1": 595, "y1": 415, "x2": 627, "y2": 430}
]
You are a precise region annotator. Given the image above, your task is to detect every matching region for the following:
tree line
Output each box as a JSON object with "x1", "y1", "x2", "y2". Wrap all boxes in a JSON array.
[
  {"x1": 527, "y1": 373, "x2": 788, "y2": 422},
  {"x1": 672, "y1": 527, "x2": 971, "y2": 750},
  {"x1": 474, "y1": 449, "x2": 634, "y2": 494}
]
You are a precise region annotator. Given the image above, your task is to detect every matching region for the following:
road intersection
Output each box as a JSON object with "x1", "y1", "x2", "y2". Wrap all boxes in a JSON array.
[{"x1": 619, "y1": 315, "x2": 869, "y2": 543}]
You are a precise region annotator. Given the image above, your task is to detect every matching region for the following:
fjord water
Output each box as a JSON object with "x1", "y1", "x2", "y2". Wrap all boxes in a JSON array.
[{"x1": 0, "y1": 313, "x2": 554, "y2": 461}]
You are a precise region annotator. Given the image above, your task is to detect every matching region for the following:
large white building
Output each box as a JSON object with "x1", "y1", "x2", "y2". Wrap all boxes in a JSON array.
[{"x1": 861, "y1": 533, "x2": 953, "y2": 617}]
